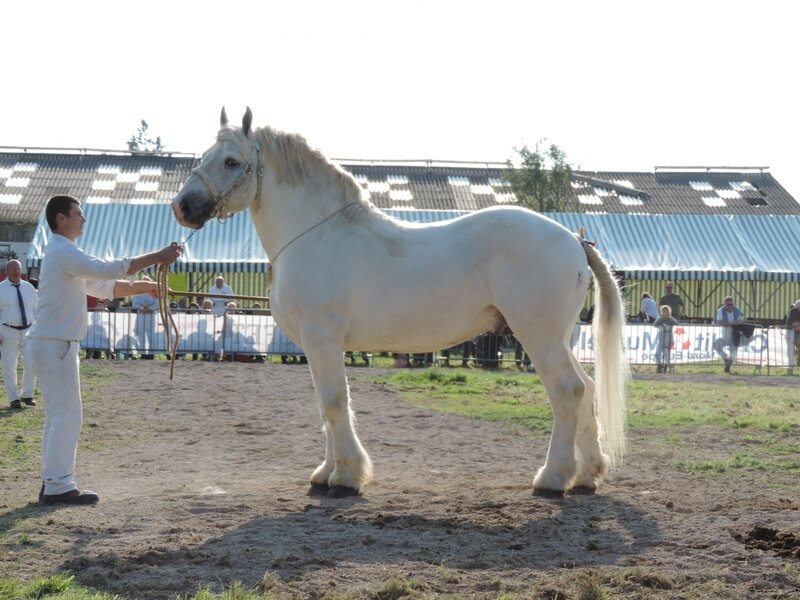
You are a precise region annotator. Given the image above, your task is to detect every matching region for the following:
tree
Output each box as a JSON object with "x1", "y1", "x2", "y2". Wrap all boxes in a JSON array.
[
  {"x1": 127, "y1": 120, "x2": 164, "y2": 152},
  {"x1": 504, "y1": 140, "x2": 574, "y2": 212}
]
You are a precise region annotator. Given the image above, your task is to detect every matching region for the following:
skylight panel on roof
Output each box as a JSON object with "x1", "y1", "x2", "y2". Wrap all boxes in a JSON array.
[
  {"x1": 702, "y1": 196, "x2": 726, "y2": 207},
  {"x1": 578, "y1": 194, "x2": 603, "y2": 205},
  {"x1": 97, "y1": 165, "x2": 121, "y2": 175},
  {"x1": 387, "y1": 175, "x2": 408, "y2": 184},
  {"x1": 86, "y1": 196, "x2": 112, "y2": 204},
  {"x1": 717, "y1": 189, "x2": 740, "y2": 199},
  {"x1": 130, "y1": 198, "x2": 155, "y2": 205},
  {"x1": 389, "y1": 189, "x2": 413, "y2": 202},
  {"x1": 5, "y1": 177, "x2": 30, "y2": 188},
  {"x1": 495, "y1": 193, "x2": 516, "y2": 204},
  {"x1": 140, "y1": 167, "x2": 162, "y2": 176},
  {"x1": 690, "y1": 181, "x2": 713, "y2": 191},
  {"x1": 352, "y1": 174, "x2": 368, "y2": 183},
  {"x1": 0, "y1": 169, "x2": 12, "y2": 179},
  {"x1": 612, "y1": 179, "x2": 633, "y2": 188},
  {"x1": 471, "y1": 184, "x2": 494, "y2": 195},
  {"x1": 367, "y1": 181, "x2": 390, "y2": 193},
  {"x1": 92, "y1": 180, "x2": 116, "y2": 191},
  {"x1": 0, "y1": 194, "x2": 22, "y2": 204},
  {"x1": 593, "y1": 187, "x2": 610, "y2": 196},
  {"x1": 117, "y1": 173, "x2": 140, "y2": 183},
  {"x1": 13, "y1": 162, "x2": 37, "y2": 172},
  {"x1": 488, "y1": 178, "x2": 509, "y2": 187},
  {"x1": 448, "y1": 176, "x2": 469, "y2": 186},
  {"x1": 730, "y1": 181, "x2": 756, "y2": 192},
  {"x1": 571, "y1": 180, "x2": 589, "y2": 189},
  {"x1": 619, "y1": 194, "x2": 643, "y2": 206},
  {"x1": 135, "y1": 181, "x2": 159, "y2": 192}
]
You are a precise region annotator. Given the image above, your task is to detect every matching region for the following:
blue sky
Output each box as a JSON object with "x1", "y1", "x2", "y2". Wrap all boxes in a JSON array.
[{"x1": 3, "y1": 0, "x2": 798, "y2": 200}]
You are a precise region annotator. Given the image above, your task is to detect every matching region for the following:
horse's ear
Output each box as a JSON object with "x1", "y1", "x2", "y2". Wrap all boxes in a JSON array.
[
  {"x1": 242, "y1": 106, "x2": 253, "y2": 136},
  {"x1": 220, "y1": 107, "x2": 229, "y2": 128}
]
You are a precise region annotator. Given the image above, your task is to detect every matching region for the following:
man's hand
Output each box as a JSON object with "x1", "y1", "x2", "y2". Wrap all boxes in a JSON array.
[{"x1": 157, "y1": 243, "x2": 182, "y2": 265}]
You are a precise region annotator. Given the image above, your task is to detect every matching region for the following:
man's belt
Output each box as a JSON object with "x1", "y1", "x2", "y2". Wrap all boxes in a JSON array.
[{"x1": 2, "y1": 323, "x2": 30, "y2": 330}]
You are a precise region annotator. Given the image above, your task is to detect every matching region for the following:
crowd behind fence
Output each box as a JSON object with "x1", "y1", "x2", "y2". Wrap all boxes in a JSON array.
[{"x1": 81, "y1": 310, "x2": 799, "y2": 373}]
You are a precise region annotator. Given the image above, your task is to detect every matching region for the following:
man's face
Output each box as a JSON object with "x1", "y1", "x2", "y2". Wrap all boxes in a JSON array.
[
  {"x1": 58, "y1": 203, "x2": 87, "y2": 240},
  {"x1": 5, "y1": 260, "x2": 22, "y2": 284},
  {"x1": 666, "y1": 285, "x2": 674, "y2": 293},
  {"x1": 215, "y1": 278, "x2": 224, "y2": 288}
]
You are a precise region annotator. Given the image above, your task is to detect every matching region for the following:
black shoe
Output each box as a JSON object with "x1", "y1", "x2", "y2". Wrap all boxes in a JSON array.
[
  {"x1": 41, "y1": 489, "x2": 100, "y2": 506},
  {"x1": 9, "y1": 399, "x2": 22, "y2": 409},
  {"x1": 724, "y1": 361, "x2": 732, "y2": 373},
  {"x1": 21, "y1": 397, "x2": 36, "y2": 406}
]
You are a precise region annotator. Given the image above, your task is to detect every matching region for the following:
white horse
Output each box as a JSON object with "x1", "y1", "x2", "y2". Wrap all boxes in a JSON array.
[{"x1": 171, "y1": 107, "x2": 628, "y2": 497}]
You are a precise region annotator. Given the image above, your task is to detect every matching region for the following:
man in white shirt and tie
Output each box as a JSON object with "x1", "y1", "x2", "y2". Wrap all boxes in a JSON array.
[
  {"x1": 28, "y1": 195, "x2": 181, "y2": 505},
  {"x1": 0, "y1": 259, "x2": 38, "y2": 409}
]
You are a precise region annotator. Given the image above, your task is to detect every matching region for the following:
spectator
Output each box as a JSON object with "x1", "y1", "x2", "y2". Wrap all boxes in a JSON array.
[
  {"x1": 785, "y1": 299, "x2": 800, "y2": 369},
  {"x1": 659, "y1": 282, "x2": 685, "y2": 321},
  {"x1": 713, "y1": 296, "x2": 744, "y2": 373},
  {"x1": 639, "y1": 292, "x2": 659, "y2": 323},
  {"x1": 0, "y1": 259, "x2": 38, "y2": 408},
  {"x1": 208, "y1": 276, "x2": 234, "y2": 316},
  {"x1": 86, "y1": 299, "x2": 115, "y2": 360},
  {"x1": 131, "y1": 276, "x2": 158, "y2": 359},
  {"x1": 652, "y1": 305, "x2": 679, "y2": 373}
]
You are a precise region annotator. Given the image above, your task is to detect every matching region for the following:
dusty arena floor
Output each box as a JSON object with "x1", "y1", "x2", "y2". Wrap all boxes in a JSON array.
[{"x1": 1, "y1": 361, "x2": 799, "y2": 599}]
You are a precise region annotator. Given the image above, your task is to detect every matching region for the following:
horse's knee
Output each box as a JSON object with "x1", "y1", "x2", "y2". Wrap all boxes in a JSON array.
[{"x1": 318, "y1": 393, "x2": 351, "y2": 425}]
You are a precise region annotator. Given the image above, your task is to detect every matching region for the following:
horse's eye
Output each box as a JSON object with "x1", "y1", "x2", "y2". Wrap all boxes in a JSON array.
[{"x1": 224, "y1": 158, "x2": 240, "y2": 168}]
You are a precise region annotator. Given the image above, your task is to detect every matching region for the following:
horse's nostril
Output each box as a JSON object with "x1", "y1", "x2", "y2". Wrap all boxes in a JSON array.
[{"x1": 179, "y1": 197, "x2": 190, "y2": 217}]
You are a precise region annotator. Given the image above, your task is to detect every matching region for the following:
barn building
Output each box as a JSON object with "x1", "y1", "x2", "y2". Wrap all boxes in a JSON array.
[{"x1": 2, "y1": 146, "x2": 799, "y2": 322}]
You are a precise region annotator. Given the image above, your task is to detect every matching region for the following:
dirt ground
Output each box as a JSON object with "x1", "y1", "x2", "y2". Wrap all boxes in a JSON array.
[{"x1": 1, "y1": 361, "x2": 799, "y2": 599}]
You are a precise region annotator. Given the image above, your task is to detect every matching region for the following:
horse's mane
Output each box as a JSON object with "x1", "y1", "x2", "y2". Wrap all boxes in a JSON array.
[{"x1": 248, "y1": 126, "x2": 367, "y2": 206}]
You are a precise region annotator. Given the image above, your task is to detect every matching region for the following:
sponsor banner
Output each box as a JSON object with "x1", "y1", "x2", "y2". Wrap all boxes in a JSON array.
[{"x1": 572, "y1": 324, "x2": 794, "y2": 367}]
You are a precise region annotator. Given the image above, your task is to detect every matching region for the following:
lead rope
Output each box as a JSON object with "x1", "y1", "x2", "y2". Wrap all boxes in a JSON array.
[{"x1": 157, "y1": 232, "x2": 198, "y2": 380}]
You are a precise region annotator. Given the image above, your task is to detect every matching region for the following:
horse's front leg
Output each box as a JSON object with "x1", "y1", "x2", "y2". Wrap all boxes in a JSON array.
[{"x1": 305, "y1": 345, "x2": 373, "y2": 496}]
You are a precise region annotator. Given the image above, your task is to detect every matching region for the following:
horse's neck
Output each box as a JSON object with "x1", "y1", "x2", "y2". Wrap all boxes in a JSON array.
[{"x1": 252, "y1": 177, "x2": 359, "y2": 263}]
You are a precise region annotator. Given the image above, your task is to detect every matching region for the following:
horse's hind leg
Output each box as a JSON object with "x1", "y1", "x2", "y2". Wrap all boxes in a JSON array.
[
  {"x1": 570, "y1": 357, "x2": 609, "y2": 491},
  {"x1": 524, "y1": 341, "x2": 585, "y2": 494},
  {"x1": 305, "y1": 345, "x2": 373, "y2": 494}
]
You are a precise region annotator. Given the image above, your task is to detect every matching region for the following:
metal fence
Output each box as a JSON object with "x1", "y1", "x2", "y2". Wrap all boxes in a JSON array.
[{"x1": 81, "y1": 311, "x2": 799, "y2": 373}]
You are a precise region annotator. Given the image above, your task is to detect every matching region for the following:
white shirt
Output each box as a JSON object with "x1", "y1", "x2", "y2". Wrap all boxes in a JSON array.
[
  {"x1": 0, "y1": 277, "x2": 37, "y2": 328},
  {"x1": 640, "y1": 296, "x2": 659, "y2": 320},
  {"x1": 208, "y1": 283, "x2": 233, "y2": 316},
  {"x1": 131, "y1": 293, "x2": 159, "y2": 312},
  {"x1": 28, "y1": 233, "x2": 131, "y2": 341}
]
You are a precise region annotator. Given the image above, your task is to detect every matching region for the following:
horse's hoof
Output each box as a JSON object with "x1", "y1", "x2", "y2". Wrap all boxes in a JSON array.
[
  {"x1": 307, "y1": 483, "x2": 329, "y2": 496},
  {"x1": 327, "y1": 485, "x2": 360, "y2": 498},
  {"x1": 568, "y1": 485, "x2": 597, "y2": 496},
  {"x1": 532, "y1": 487, "x2": 565, "y2": 498}
]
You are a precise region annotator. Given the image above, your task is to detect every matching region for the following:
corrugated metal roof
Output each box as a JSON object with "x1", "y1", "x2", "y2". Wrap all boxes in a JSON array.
[{"x1": 25, "y1": 205, "x2": 800, "y2": 281}]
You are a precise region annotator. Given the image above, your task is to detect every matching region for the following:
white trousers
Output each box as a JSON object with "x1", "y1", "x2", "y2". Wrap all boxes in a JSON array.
[
  {"x1": 29, "y1": 338, "x2": 82, "y2": 495},
  {"x1": 1, "y1": 325, "x2": 36, "y2": 402}
]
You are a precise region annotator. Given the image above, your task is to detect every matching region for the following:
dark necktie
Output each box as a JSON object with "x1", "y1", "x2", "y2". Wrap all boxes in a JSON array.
[{"x1": 12, "y1": 283, "x2": 27, "y2": 327}]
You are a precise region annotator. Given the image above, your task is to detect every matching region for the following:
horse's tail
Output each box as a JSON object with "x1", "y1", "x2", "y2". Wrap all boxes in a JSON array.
[{"x1": 583, "y1": 240, "x2": 628, "y2": 465}]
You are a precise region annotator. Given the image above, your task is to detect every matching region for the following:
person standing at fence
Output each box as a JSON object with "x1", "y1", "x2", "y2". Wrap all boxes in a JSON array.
[
  {"x1": 713, "y1": 296, "x2": 744, "y2": 373},
  {"x1": 652, "y1": 305, "x2": 679, "y2": 374},
  {"x1": 639, "y1": 292, "x2": 659, "y2": 323},
  {"x1": 1, "y1": 259, "x2": 38, "y2": 409},
  {"x1": 28, "y1": 194, "x2": 181, "y2": 505},
  {"x1": 207, "y1": 276, "x2": 234, "y2": 316},
  {"x1": 786, "y1": 299, "x2": 800, "y2": 368},
  {"x1": 132, "y1": 276, "x2": 158, "y2": 359},
  {"x1": 659, "y1": 281, "x2": 685, "y2": 321}
]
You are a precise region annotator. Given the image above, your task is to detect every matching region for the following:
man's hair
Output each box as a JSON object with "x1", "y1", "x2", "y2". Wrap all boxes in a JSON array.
[{"x1": 46, "y1": 195, "x2": 80, "y2": 231}]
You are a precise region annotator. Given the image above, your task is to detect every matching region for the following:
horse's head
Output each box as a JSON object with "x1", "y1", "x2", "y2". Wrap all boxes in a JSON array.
[{"x1": 172, "y1": 107, "x2": 262, "y2": 229}]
